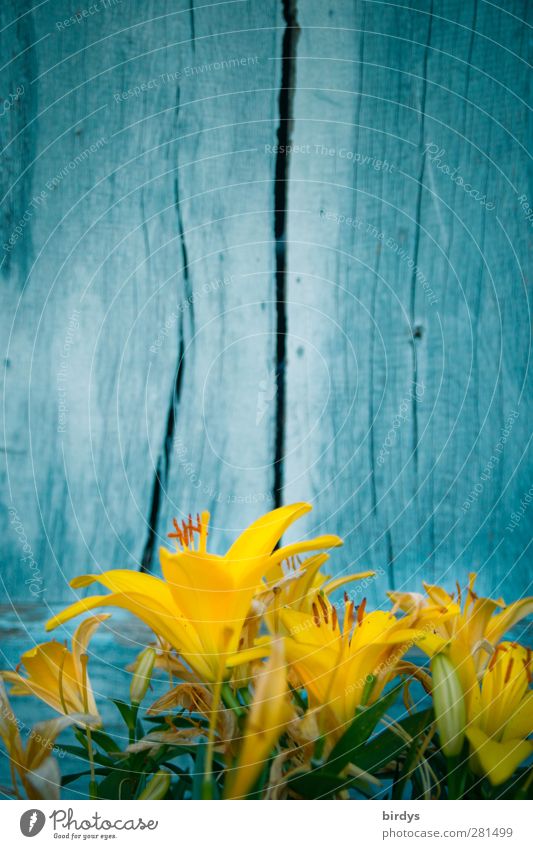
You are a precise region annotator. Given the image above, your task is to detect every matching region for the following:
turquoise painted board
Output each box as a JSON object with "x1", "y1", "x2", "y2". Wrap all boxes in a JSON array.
[
  {"x1": 283, "y1": 0, "x2": 532, "y2": 604},
  {"x1": 0, "y1": 1, "x2": 531, "y2": 749}
]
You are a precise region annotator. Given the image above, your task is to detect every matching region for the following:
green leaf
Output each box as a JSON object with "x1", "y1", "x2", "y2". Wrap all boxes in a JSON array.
[
  {"x1": 61, "y1": 767, "x2": 109, "y2": 787},
  {"x1": 55, "y1": 741, "x2": 115, "y2": 768},
  {"x1": 392, "y1": 711, "x2": 436, "y2": 799},
  {"x1": 97, "y1": 768, "x2": 138, "y2": 800},
  {"x1": 89, "y1": 730, "x2": 122, "y2": 755},
  {"x1": 288, "y1": 769, "x2": 361, "y2": 799},
  {"x1": 162, "y1": 762, "x2": 192, "y2": 783},
  {"x1": 326, "y1": 684, "x2": 402, "y2": 774},
  {"x1": 356, "y1": 709, "x2": 434, "y2": 775},
  {"x1": 143, "y1": 716, "x2": 171, "y2": 724},
  {"x1": 111, "y1": 699, "x2": 137, "y2": 728},
  {"x1": 54, "y1": 744, "x2": 92, "y2": 760},
  {"x1": 191, "y1": 741, "x2": 206, "y2": 800}
]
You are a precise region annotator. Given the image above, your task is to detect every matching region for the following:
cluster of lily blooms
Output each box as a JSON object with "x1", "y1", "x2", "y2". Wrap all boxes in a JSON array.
[{"x1": 1, "y1": 503, "x2": 531, "y2": 799}]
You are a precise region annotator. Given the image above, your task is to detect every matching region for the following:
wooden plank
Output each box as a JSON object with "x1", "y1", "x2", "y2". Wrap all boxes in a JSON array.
[
  {"x1": 0, "y1": 0, "x2": 284, "y2": 601},
  {"x1": 0, "y1": 2, "x2": 530, "y2": 606},
  {"x1": 283, "y1": 0, "x2": 532, "y2": 602},
  {"x1": 0, "y1": 0, "x2": 187, "y2": 602},
  {"x1": 1, "y1": 0, "x2": 531, "y2": 798},
  {"x1": 153, "y1": 0, "x2": 284, "y2": 555}
]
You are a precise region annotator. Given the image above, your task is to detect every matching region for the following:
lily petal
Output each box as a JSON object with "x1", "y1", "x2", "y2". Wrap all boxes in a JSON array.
[
  {"x1": 485, "y1": 598, "x2": 533, "y2": 646},
  {"x1": 466, "y1": 726, "x2": 533, "y2": 786},
  {"x1": 270, "y1": 534, "x2": 343, "y2": 567},
  {"x1": 323, "y1": 571, "x2": 375, "y2": 595},
  {"x1": 226, "y1": 503, "x2": 311, "y2": 560}
]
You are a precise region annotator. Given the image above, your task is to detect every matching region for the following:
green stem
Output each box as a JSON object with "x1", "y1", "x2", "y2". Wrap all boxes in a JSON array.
[
  {"x1": 128, "y1": 704, "x2": 139, "y2": 745},
  {"x1": 202, "y1": 677, "x2": 223, "y2": 800},
  {"x1": 238, "y1": 687, "x2": 252, "y2": 707},
  {"x1": 221, "y1": 682, "x2": 245, "y2": 718},
  {"x1": 86, "y1": 727, "x2": 97, "y2": 800},
  {"x1": 446, "y1": 755, "x2": 466, "y2": 800},
  {"x1": 361, "y1": 674, "x2": 376, "y2": 706}
]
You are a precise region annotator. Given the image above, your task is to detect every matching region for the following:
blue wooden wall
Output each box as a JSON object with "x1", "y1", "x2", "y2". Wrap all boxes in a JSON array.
[{"x1": 0, "y1": 0, "x2": 531, "y2": 700}]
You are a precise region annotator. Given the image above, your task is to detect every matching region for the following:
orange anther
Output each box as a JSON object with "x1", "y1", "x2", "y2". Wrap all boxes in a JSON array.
[{"x1": 317, "y1": 594, "x2": 329, "y2": 624}]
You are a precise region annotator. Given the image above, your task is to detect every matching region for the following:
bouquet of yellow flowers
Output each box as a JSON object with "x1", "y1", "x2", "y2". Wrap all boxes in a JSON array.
[{"x1": 1, "y1": 504, "x2": 531, "y2": 800}]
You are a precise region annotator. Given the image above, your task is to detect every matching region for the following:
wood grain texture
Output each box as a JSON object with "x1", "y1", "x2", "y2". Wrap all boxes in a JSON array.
[
  {"x1": 282, "y1": 0, "x2": 532, "y2": 604},
  {"x1": 1, "y1": 0, "x2": 186, "y2": 604},
  {"x1": 0, "y1": 0, "x2": 284, "y2": 605},
  {"x1": 153, "y1": 0, "x2": 284, "y2": 558},
  {"x1": 0, "y1": 2, "x2": 531, "y2": 608},
  {"x1": 1, "y1": 0, "x2": 531, "y2": 799}
]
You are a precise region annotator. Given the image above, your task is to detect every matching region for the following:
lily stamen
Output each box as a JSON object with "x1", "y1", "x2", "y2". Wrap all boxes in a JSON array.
[
  {"x1": 504, "y1": 656, "x2": 514, "y2": 685},
  {"x1": 58, "y1": 649, "x2": 70, "y2": 716},
  {"x1": 80, "y1": 654, "x2": 90, "y2": 714},
  {"x1": 168, "y1": 512, "x2": 208, "y2": 552},
  {"x1": 488, "y1": 644, "x2": 503, "y2": 671},
  {"x1": 317, "y1": 594, "x2": 329, "y2": 624},
  {"x1": 345, "y1": 600, "x2": 355, "y2": 632},
  {"x1": 524, "y1": 648, "x2": 532, "y2": 683}
]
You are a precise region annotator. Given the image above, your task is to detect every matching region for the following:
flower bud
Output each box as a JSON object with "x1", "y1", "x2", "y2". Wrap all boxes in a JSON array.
[
  {"x1": 225, "y1": 639, "x2": 293, "y2": 799},
  {"x1": 431, "y1": 653, "x2": 466, "y2": 757},
  {"x1": 130, "y1": 647, "x2": 156, "y2": 706},
  {"x1": 139, "y1": 770, "x2": 171, "y2": 800}
]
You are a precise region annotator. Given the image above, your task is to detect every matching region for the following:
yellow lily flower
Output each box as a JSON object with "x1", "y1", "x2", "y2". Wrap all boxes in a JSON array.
[
  {"x1": 2, "y1": 615, "x2": 107, "y2": 725},
  {"x1": 281, "y1": 598, "x2": 421, "y2": 741},
  {"x1": 0, "y1": 680, "x2": 75, "y2": 799},
  {"x1": 227, "y1": 555, "x2": 375, "y2": 690},
  {"x1": 46, "y1": 504, "x2": 342, "y2": 683},
  {"x1": 390, "y1": 574, "x2": 533, "y2": 715},
  {"x1": 260, "y1": 551, "x2": 374, "y2": 630},
  {"x1": 225, "y1": 640, "x2": 293, "y2": 799},
  {"x1": 465, "y1": 642, "x2": 533, "y2": 786}
]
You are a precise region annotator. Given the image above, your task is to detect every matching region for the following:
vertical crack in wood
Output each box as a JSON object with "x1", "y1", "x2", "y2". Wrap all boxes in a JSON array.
[
  {"x1": 140, "y1": 188, "x2": 150, "y2": 261},
  {"x1": 141, "y1": 335, "x2": 186, "y2": 572},
  {"x1": 410, "y1": 4, "x2": 433, "y2": 484},
  {"x1": 140, "y1": 88, "x2": 190, "y2": 571},
  {"x1": 0, "y1": 8, "x2": 37, "y2": 282},
  {"x1": 189, "y1": 0, "x2": 196, "y2": 52},
  {"x1": 273, "y1": 0, "x2": 300, "y2": 507},
  {"x1": 175, "y1": 174, "x2": 192, "y2": 303},
  {"x1": 462, "y1": 0, "x2": 477, "y2": 129},
  {"x1": 370, "y1": 200, "x2": 396, "y2": 587},
  {"x1": 407, "y1": 4, "x2": 433, "y2": 574}
]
